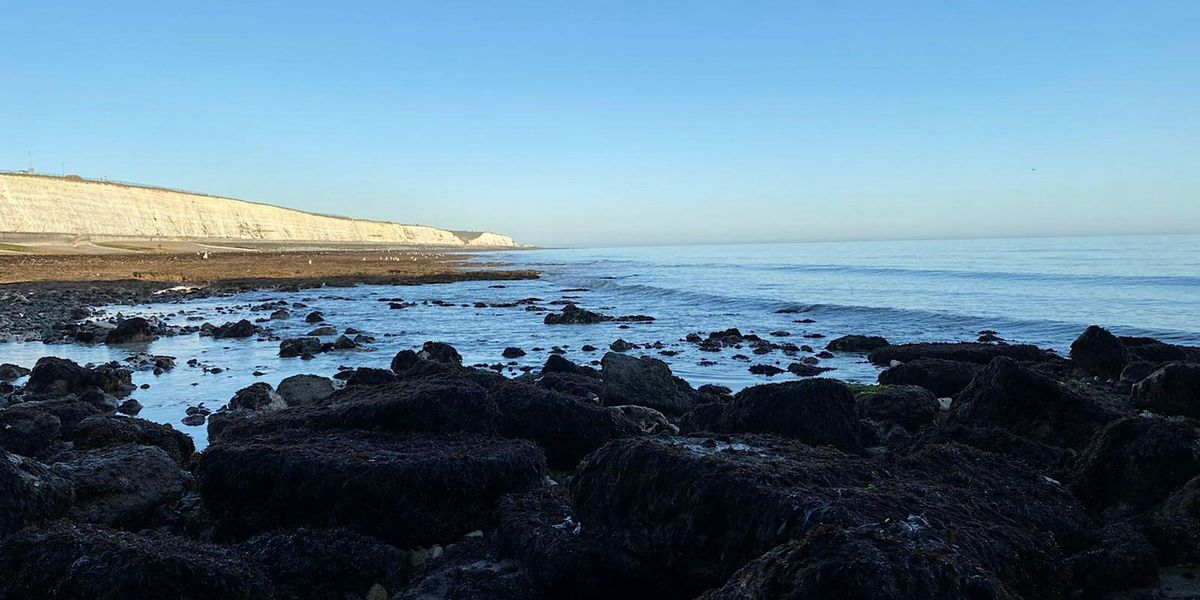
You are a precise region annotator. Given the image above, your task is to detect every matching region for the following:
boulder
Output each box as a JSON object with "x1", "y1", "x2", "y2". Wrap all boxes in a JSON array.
[
  {"x1": 345, "y1": 367, "x2": 398, "y2": 387},
  {"x1": 25, "y1": 356, "x2": 87, "y2": 396},
  {"x1": 393, "y1": 536, "x2": 539, "y2": 600},
  {"x1": 600, "y1": 352, "x2": 695, "y2": 415},
  {"x1": 419, "y1": 340, "x2": 464, "y2": 365},
  {"x1": 855, "y1": 385, "x2": 939, "y2": 432},
  {"x1": 196, "y1": 431, "x2": 546, "y2": 545},
  {"x1": 391, "y1": 349, "x2": 420, "y2": 372},
  {"x1": 747, "y1": 364, "x2": 784, "y2": 376},
  {"x1": 305, "y1": 310, "x2": 325, "y2": 323},
  {"x1": 544, "y1": 304, "x2": 612, "y2": 324},
  {"x1": 502, "y1": 346, "x2": 527, "y2": 359},
  {"x1": 52, "y1": 444, "x2": 191, "y2": 530},
  {"x1": 276, "y1": 374, "x2": 337, "y2": 406},
  {"x1": 946, "y1": 357, "x2": 1117, "y2": 448},
  {"x1": 0, "y1": 449, "x2": 74, "y2": 536},
  {"x1": 1132, "y1": 362, "x2": 1200, "y2": 418},
  {"x1": 307, "y1": 325, "x2": 337, "y2": 336},
  {"x1": 1070, "y1": 325, "x2": 1130, "y2": 378},
  {"x1": 491, "y1": 380, "x2": 639, "y2": 469},
  {"x1": 1069, "y1": 417, "x2": 1200, "y2": 510},
  {"x1": 826, "y1": 334, "x2": 889, "y2": 352},
  {"x1": 228, "y1": 382, "x2": 287, "y2": 412},
  {"x1": 105, "y1": 316, "x2": 154, "y2": 344},
  {"x1": 237, "y1": 527, "x2": 404, "y2": 600},
  {"x1": 717, "y1": 379, "x2": 862, "y2": 450},
  {"x1": 0, "y1": 363, "x2": 30, "y2": 380},
  {"x1": 0, "y1": 404, "x2": 63, "y2": 458},
  {"x1": 1065, "y1": 521, "x2": 1159, "y2": 596},
  {"x1": 213, "y1": 319, "x2": 258, "y2": 339},
  {"x1": 69, "y1": 414, "x2": 195, "y2": 466},
  {"x1": 0, "y1": 523, "x2": 272, "y2": 600},
  {"x1": 699, "y1": 523, "x2": 1016, "y2": 600},
  {"x1": 1120, "y1": 336, "x2": 1200, "y2": 363},
  {"x1": 868, "y1": 342, "x2": 1057, "y2": 366},
  {"x1": 607, "y1": 405, "x2": 677, "y2": 435},
  {"x1": 1151, "y1": 475, "x2": 1200, "y2": 564},
  {"x1": 7, "y1": 399, "x2": 105, "y2": 436},
  {"x1": 877, "y1": 358, "x2": 981, "y2": 397},
  {"x1": 542, "y1": 354, "x2": 600, "y2": 378},
  {"x1": 279, "y1": 336, "x2": 322, "y2": 358}
]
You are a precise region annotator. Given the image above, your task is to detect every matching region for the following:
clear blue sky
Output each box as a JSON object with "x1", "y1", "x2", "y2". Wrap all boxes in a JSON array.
[{"x1": 2, "y1": 1, "x2": 1197, "y2": 247}]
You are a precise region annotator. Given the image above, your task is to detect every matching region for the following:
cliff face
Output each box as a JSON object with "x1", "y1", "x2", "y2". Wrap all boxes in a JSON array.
[{"x1": 0, "y1": 173, "x2": 517, "y2": 247}]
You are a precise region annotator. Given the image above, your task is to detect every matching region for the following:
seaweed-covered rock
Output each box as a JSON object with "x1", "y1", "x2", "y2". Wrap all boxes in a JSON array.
[
  {"x1": 7, "y1": 399, "x2": 104, "y2": 436},
  {"x1": 947, "y1": 357, "x2": 1117, "y2": 448},
  {"x1": 868, "y1": 342, "x2": 1056, "y2": 366},
  {"x1": 25, "y1": 357, "x2": 89, "y2": 396},
  {"x1": 213, "y1": 319, "x2": 259, "y2": 339},
  {"x1": 497, "y1": 487, "x2": 655, "y2": 599},
  {"x1": 1150, "y1": 475, "x2": 1200, "y2": 564},
  {"x1": 1070, "y1": 325, "x2": 1130, "y2": 378},
  {"x1": 0, "y1": 450, "x2": 74, "y2": 536},
  {"x1": 600, "y1": 352, "x2": 695, "y2": 415},
  {"x1": 276, "y1": 374, "x2": 336, "y2": 406},
  {"x1": 105, "y1": 316, "x2": 154, "y2": 344},
  {"x1": 1120, "y1": 336, "x2": 1200, "y2": 364},
  {"x1": 1065, "y1": 520, "x2": 1159, "y2": 596},
  {"x1": 826, "y1": 334, "x2": 889, "y2": 352},
  {"x1": 571, "y1": 436, "x2": 1083, "y2": 596},
  {"x1": 238, "y1": 527, "x2": 403, "y2": 600},
  {"x1": 0, "y1": 404, "x2": 62, "y2": 458},
  {"x1": 69, "y1": 414, "x2": 195, "y2": 466},
  {"x1": 419, "y1": 340, "x2": 464, "y2": 365},
  {"x1": 195, "y1": 431, "x2": 546, "y2": 545},
  {"x1": 877, "y1": 358, "x2": 981, "y2": 398},
  {"x1": 229, "y1": 382, "x2": 287, "y2": 412},
  {"x1": 345, "y1": 367, "x2": 398, "y2": 387},
  {"x1": 0, "y1": 363, "x2": 30, "y2": 381},
  {"x1": 1132, "y1": 362, "x2": 1200, "y2": 418},
  {"x1": 542, "y1": 354, "x2": 600, "y2": 378},
  {"x1": 217, "y1": 379, "x2": 500, "y2": 439},
  {"x1": 699, "y1": 523, "x2": 1018, "y2": 600},
  {"x1": 52, "y1": 444, "x2": 190, "y2": 530},
  {"x1": 279, "y1": 337, "x2": 322, "y2": 358},
  {"x1": 607, "y1": 404, "x2": 677, "y2": 434},
  {"x1": 393, "y1": 536, "x2": 540, "y2": 600},
  {"x1": 1070, "y1": 417, "x2": 1200, "y2": 510},
  {"x1": 0, "y1": 523, "x2": 272, "y2": 600},
  {"x1": 855, "y1": 385, "x2": 939, "y2": 432},
  {"x1": 491, "y1": 380, "x2": 639, "y2": 469},
  {"x1": 717, "y1": 379, "x2": 861, "y2": 450},
  {"x1": 544, "y1": 304, "x2": 612, "y2": 325}
]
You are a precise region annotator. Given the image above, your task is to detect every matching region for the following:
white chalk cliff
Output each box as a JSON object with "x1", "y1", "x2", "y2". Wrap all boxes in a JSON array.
[{"x1": 0, "y1": 173, "x2": 518, "y2": 247}]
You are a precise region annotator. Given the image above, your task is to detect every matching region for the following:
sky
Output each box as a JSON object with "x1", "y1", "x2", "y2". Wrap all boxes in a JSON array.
[{"x1": 2, "y1": 1, "x2": 1197, "y2": 247}]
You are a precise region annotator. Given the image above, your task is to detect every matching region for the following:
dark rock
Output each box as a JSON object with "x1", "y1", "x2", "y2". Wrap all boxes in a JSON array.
[
  {"x1": 213, "y1": 319, "x2": 258, "y2": 339},
  {"x1": 279, "y1": 336, "x2": 322, "y2": 358},
  {"x1": 855, "y1": 385, "x2": 939, "y2": 432},
  {"x1": 877, "y1": 358, "x2": 981, "y2": 397},
  {"x1": 609, "y1": 338, "x2": 635, "y2": 352},
  {"x1": 70, "y1": 414, "x2": 196, "y2": 466},
  {"x1": 786, "y1": 362, "x2": 831, "y2": 377},
  {"x1": 238, "y1": 527, "x2": 404, "y2": 600},
  {"x1": 542, "y1": 354, "x2": 599, "y2": 378},
  {"x1": 25, "y1": 356, "x2": 86, "y2": 396},
  {"x1": 1070, "y1": 417, "x2": 1200, "y2": 510},
  {"x1": 0, "y1": 523, "x2": 272, "y2": 600},
  {"x1": 1070, "y1": 325, "x2": 1130, "y2": 378},
  {"x1": 52, "y1": 444, "x2": 190, "y2": 530},
  {"x1": 600, "y1": 352, "x2": 696, "y2": 416},
  {"x1": 1120, "y1": 336, "x2": 1200, "y2": 363},
  {"x1": 196, "y1": 431, "x2": 546, "y2": 545},
  {"x1": 498, "y1": 487, "x2": 655, "y2": 598},
  {"x1": 826, "y1": 334, "x2": 889, "y2": 352},
  {"x1": 276, "y1": 374, "x2": 336, "y2": 406},
  {"x1": 492, "y1": 380, "x2": 639, "y2": 469},
  {"x1": 1120, "y1": 360, "x2": 1158, "y2": 386},
  {"x1": 607, "y1": 404, "x2": 677, "y2": 435},
  {"x1": 105, "y1": 316, "x2": 154, "y2": 344},
  {"x1": 228, "y1": 382, "x2": 287, "y2": 412},
  {"x1": 345, "y1": 367, "x2": 399, "y2": 387},
  {"x1": 393, "y1": 536, "x2": 538, "y2": 600},
  {"x1": 307, "y1": 325, "x2": 337, "y2": 336},
  {"x1": 1151, "y1": 475, "x2": 1200, "y2": 564},
  {"x1": 269, "y1": 308, "x2": 290, "y2": 320},
  {"x1": 305, "y1": 310, "x2": 325, "y2": 323},
  {"x1": 747, "y1": 364, "x2": 784, "y2": 376},
  {"x1": 1065, "y1": 521, "x2": 1159, "y2": 596},
  {"x1": 1133, "y1": 362, "x2": 1200, "y2": 418},
  {"x1": 0, "y1": 363, "x2": 30, "y2": 380},
  {"x1": 947, "y1": 357, "x2": 1117, "y2": 448},
  {"x1": 419, "y1": 340, "x2": 464, "y2": 365},
  {"x1": 0, "y1": 449, "x2": 73, "y2": 535},
  {"x1": 391, "y1": 349, "x2": 420, "y2": 373},
  {"x1": 0, "y1": 404, "x2": 62, "y2": 458},
  {"x1": 182, "y1": 414, "x2": 206, "y2": 427},
  {"x1": 699, "y1": 522, "x2": 1016, "y2": 600},
  {"x1": 716, "y1": 379, "x2": 861, "y2": 450},
  {"x1": 330, "y1": 335, "x2": 356, "y2": 349},
  {"x1": 502, "y1": 347, "x2": 527, "y2": 359},
  {"x1": 868, "y1": 342, "x2": 1057, "y2": 366},
  {"x1": 544, "y1": 304, "x2": 612, "y2": 325}
]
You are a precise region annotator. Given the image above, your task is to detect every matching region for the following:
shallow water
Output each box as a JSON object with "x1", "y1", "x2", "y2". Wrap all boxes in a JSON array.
[{"x1": 2, "y1": 233, "x2": 1197, "y2": 449}]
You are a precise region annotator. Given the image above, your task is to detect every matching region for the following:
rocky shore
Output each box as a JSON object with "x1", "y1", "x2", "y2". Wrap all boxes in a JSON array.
[{"x1": 2, "y1": 313, "x2": 1200, "y2": 599}]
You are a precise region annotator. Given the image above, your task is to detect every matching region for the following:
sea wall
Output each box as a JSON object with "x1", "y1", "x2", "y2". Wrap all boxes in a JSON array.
[{"x1": 0, "y1": 173, "x2": 517, "y2": 247}]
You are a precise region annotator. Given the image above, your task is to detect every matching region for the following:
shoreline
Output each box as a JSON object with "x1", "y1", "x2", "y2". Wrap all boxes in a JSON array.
[{"x1": 0, "y1": 249, "x2": 538, "y2": 343}]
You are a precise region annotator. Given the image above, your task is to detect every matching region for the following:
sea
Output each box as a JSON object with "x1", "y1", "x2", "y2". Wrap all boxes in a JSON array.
[{"x1": 2, "y1": 234, "x2": 1198, "y2": 448}]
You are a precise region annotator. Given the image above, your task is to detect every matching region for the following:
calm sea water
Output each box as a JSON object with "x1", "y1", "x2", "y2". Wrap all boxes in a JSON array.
[{"x1": 2, "y1": 234, "x2": 1197, "y2": 447}]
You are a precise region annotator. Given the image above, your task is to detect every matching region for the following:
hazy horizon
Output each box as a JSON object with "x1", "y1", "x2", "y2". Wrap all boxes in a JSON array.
[{"x1": 3, "y1": 1, "x2": 1197, "y2": 247}]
